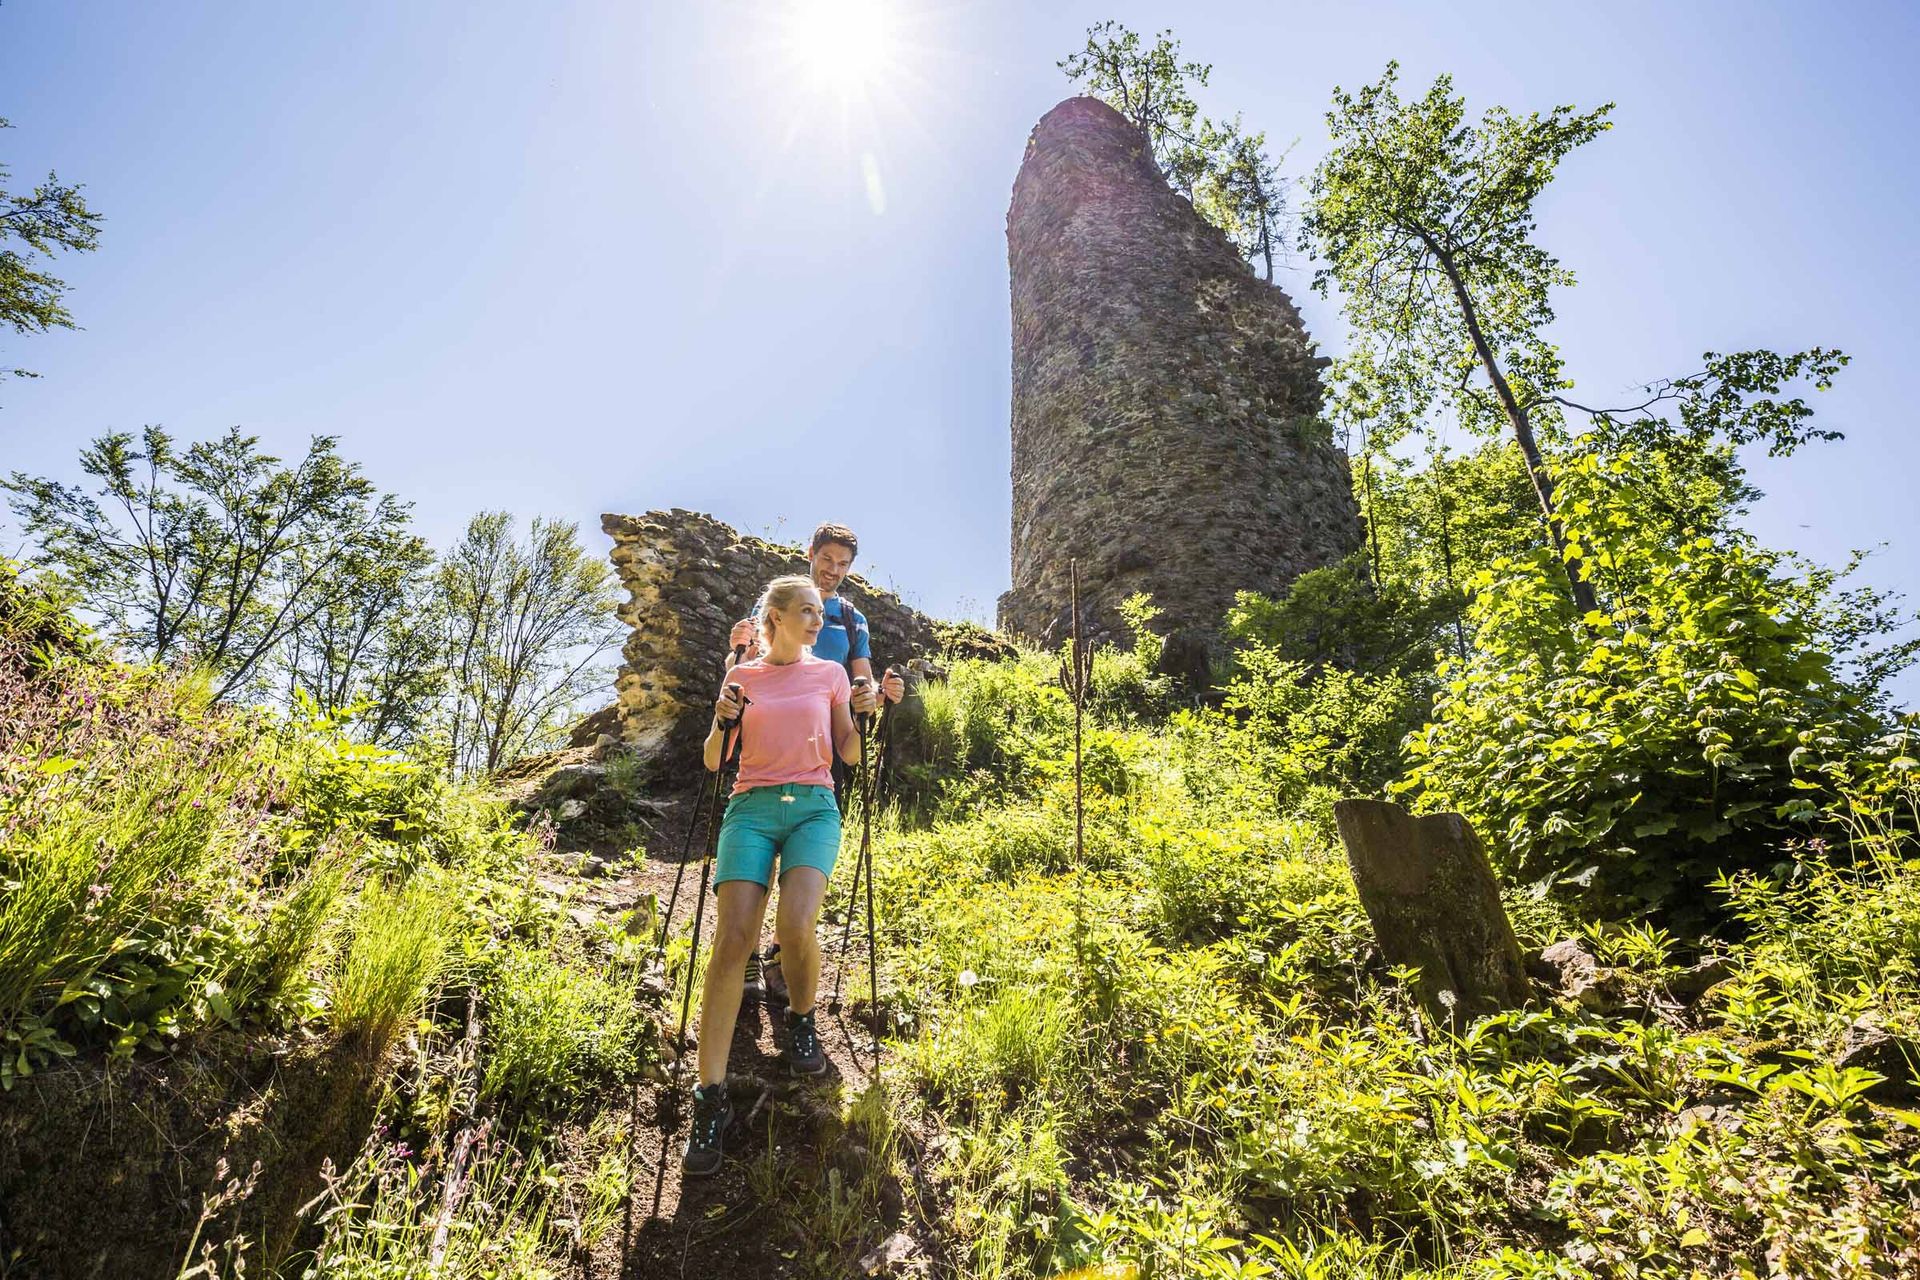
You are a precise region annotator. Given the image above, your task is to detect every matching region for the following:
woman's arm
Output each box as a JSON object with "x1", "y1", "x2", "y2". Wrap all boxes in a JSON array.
[{"x1": 706, "y1": 681, "x2": 743, "y2": 771}]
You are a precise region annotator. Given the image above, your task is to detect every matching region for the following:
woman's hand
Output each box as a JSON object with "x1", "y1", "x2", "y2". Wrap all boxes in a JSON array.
[{"x1": 714, "y1": 682, "x2": 744, "y2": 725}]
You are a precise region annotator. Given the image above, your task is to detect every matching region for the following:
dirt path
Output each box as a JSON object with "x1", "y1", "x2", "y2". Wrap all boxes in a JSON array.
[{"x1": 560, "y1": 785, "x2": 934, "y2": 1280}]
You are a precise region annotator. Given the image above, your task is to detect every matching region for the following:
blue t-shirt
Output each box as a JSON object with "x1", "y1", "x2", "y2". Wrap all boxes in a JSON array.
[
  {"x1": 813, "y1": 596, "x2": 871, "y2": 668},
  {"x1": 750, "y1": 595, "x2": 870, "y2": 669}
]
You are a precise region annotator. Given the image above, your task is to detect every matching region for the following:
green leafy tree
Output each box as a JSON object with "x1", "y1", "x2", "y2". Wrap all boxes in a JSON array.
[
  {"x1": 1060, "y1": 23, "x2": 1288, "y2": 280},
  {"x1": 1226, "y1": 557, "x2": 1457, "y2": 682},
  {"x1": 1305, "y1": 64, "x2": 1612, "y2": 613},
  {"x1": 279, "y1": 537, "x2": 443, "y2": 747},
  {"x1": 2, "y1": 427, "x2": 415, "y2": 702},
  {"x1": 1402, "y1": 440, "x2": 1898, "y2": 918},
  {"x1": 2, "y1": 117, "x2": 103, "y2": 386},
  {"x1": 436, "y1": 512, "x2": 621, "y2": 774}
]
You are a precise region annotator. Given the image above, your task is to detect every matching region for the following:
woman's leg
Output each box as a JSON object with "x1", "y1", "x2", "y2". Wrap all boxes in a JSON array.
[
  {"x1": 696, "y1": 879, "x2": 770, "y2": 1085},
  {"x1": 772, "y1": 866, "x2": 829, "y2": 1015}
]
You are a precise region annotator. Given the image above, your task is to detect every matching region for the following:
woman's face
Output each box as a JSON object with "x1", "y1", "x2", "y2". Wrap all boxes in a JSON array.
[{"x1": 770, "y1": 586, "x2": 824, "y2": 647}]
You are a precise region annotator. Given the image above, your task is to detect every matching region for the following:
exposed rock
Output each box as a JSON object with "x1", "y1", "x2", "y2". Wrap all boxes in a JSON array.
[
  {"x1": 933, "y1": 620, "x2": 1022, "y2": 664},
  {"x1": 999, "y1": 96, "x2": 1360, "y2": 652},
  {"x1": 1668, "y1": 955, "x2": 1737, "y2": 1006},
  {"x1": 539, "y1": 763, "x2": 608, "y2": 803},
  {"x1": 557, "y1": 798, "x2": 587, "y2": 822},
  {"x1": 1531, "y1": 939, "x2": 1631, "y2": 1011},
  {"x1": 580, "y1": 510, "x2": 942, "y2": 777},
  {"x1": 858, "y1": 1230, "x2": 918, "y2": 1276},
  {"x1": 1154, "y1": 629, "x2": 1214, "y2": 693},
  {"x1": 1836, "y1": 1020, "x2": 1919, "y2": 1101},
  {"x1": 1533, "y1": 939, "x2": 1600, "y2": 991},
  {"x1": 1333, "y1": 799, "x2": 1529, "y2": 1028}
]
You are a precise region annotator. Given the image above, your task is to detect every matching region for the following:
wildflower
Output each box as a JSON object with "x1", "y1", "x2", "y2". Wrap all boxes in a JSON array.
[{"x1": 958, "y1": 969, "x2": 978, "y2": 988}]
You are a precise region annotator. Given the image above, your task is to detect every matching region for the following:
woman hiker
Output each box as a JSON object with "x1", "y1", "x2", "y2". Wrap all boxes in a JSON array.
[
  {"x1": 685, "y1": 573, "x2": 882, "y2": 1176},
  {"x1": 727, "y1": 522, "x2": 904, "y2": 1008}
]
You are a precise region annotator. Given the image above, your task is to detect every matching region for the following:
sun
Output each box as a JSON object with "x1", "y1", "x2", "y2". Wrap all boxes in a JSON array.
[{"x1": 778, "y1": 0, "x2": 900, "y2": 99}]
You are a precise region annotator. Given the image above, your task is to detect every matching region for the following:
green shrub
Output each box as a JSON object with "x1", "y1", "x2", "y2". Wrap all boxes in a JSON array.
[
  {"x1": 233, "y1": 849, "x2": 352, "y2": 1020},
  {"x1": 1403, "y1": 447, "x2": 1890, "y2": 918},
  {"x1": 1227, "y1": 554, "x2": 1456, "y2": 680},
  {"x1": 480, "y1": 944, "x2": 643, "y2": 1117}
]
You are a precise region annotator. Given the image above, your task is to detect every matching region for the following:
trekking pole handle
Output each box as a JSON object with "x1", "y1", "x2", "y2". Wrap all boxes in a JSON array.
[{"x1": 851, "y1": 675, "x2": 878, "y2": 732}]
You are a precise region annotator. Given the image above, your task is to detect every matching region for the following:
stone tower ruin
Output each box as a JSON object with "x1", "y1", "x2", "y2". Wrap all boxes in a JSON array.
[{"x1": 997, "y1": 97, "x2": 1361, "y2": 649}]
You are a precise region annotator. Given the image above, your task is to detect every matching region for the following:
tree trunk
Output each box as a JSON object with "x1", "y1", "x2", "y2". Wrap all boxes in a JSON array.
[
  {"x1": 1333, "y1": 798, "x2": 1529, "y2": 1029},
  {"x1": 1423, "y1": 238, "x2": 1600, "y2": 617}
]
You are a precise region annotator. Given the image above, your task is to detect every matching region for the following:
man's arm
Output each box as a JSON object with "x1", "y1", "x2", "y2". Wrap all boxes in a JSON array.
[{"x1": 847, "y1": 607, "x2": 904, "y2": 703}]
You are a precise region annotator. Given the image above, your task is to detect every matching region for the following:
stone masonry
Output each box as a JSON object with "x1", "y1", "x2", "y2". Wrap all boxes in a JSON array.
[
  {"x1": 998, "y1": 96, "x2": 1361, "y2": 649},
  {"x1": 583, "y1": 510, "x2": 940, "y2": 772}
]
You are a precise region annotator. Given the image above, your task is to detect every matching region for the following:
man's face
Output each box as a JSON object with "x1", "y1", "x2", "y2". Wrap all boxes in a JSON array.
[{"x1": 809, "y1": 541, "x2": 855, "y2": 594}]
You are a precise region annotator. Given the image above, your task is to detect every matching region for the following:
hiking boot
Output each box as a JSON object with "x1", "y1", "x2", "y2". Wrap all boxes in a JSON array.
[
  {"x1": 742, "y1": 947, "x2": 764, "y2": 1001},
  {"x1": 763, "y1": 944, "x2": 789, "y2": 1009},
  {"x1": 786, "y1": 1007, "x2": 827, "y2": 1077},
  {"x1": 682, "y1": 1082, "x2": 731, "y2": 1176}
]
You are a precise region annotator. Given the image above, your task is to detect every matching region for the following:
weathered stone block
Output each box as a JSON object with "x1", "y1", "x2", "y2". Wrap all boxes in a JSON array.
[{"x1": 1334, "y1": 798, "x2": 1529, "y2": 1028}]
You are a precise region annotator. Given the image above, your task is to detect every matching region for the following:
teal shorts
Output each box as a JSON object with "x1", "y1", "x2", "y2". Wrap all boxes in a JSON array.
[{"x1": 713, "y1": 783, "x2": 841, "y2": 892}]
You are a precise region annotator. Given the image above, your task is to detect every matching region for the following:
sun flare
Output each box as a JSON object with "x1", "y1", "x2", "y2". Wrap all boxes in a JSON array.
[{"x1": 779, "y1": 0, "x2": 900, "y2": 98}]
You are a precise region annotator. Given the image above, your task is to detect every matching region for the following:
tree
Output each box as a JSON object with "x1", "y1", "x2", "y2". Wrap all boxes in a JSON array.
[
  {"x1": 1060, "y1": 23, "x2": 1288, "y2": 281},
  {"x1": 279, "y1": 535, "x2": 443, "y2": 747},
  {"x1": 1194, "y1": 118, "x2": 1288, "y2": 282},
  {"x1": 2, "y1": 426, "x2": 416, "y2": 702},
  {"x1": 436, "y1": 512, "x2": 621, "y2": 774},
  {"x1": 1305, "y1": 64, "x2": 1612, "y2": 614},
  {"x1": 2, "y1": 117, "x2": 103, "y2": 386},
  {"x1": 1401, "y1": 437, "x2": 1897, "y2": 920}
]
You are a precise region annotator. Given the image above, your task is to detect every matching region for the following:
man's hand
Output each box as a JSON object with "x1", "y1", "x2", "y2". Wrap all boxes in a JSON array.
[
  {"x1": 850, "y1": 677, "x2": 881, "y2": 718},
  {"x1": 714, "y1": 682, "x2": 744, "y2": 725},
  {"x1": 880, "y1": 668, "x2": 906, "y2": 705},
  {"x1": 728, "y1": 618, "x2": 759, "y2": 660}
]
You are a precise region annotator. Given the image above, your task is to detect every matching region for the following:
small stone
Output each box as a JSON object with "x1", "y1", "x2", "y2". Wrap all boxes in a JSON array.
[
  {"x1": 567, "y1": 906, "x2": 599, "y2": 931},
  {"x1": 1533, "y1": 939, "x2": 1598, "y2": 991},
  {"x1": 857, "y1": 1230, "x2": 917, "y2": 1276},
  {"x1": 557, "y1": 798, "x2": 588, "y2": 822}
]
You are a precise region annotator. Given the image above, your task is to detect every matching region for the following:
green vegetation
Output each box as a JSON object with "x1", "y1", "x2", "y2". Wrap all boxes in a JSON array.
[
  {"x1": 861, "y1": 624, "x2": 1916, "y2": 1278},
  {"x1": 0, "y1": 570, "x2": 649, "y2": 1275},
  {"x1": 0, "y1": 116, "x2": 102, "y2": 388},
  {"x1": 2, "y1": 432, "x2": 622, "y2": 762}
]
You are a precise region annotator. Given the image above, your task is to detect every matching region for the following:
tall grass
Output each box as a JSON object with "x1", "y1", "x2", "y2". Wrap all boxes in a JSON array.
[
  {"x1": 0, "y1": 657, "x2": 272, "y2": 1071},
  {"x1": 329, "y1": 876, "x2": 459, "y2": 1056}
]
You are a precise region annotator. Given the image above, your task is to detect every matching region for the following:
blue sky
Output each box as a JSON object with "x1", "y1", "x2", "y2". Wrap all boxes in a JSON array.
[{"x1": 2, "y1": 1, "x2": 1914, "y2": 701}]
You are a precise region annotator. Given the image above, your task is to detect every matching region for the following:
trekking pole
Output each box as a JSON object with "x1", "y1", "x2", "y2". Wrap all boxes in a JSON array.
[
  {"x1": 861, "y1": 710, "x2": 884, "y2": 1072},
  {"x1": 651, "y1": 646, "x2": 747, "y2": 962},
  {"x1": 826, "y1": 680, "x2": 876, "y2": 1017},
  {"x1": 652, "y1": 686, "x2": 746, "y2": 1212},
  {"x1": 827, "y1": 677, "x2": 890, "y2": 1017}
]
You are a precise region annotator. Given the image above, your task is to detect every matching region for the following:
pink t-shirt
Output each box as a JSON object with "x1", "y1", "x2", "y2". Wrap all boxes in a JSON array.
[{"x1": 720, "y1": 654, "x2": 851, "y2": 794}]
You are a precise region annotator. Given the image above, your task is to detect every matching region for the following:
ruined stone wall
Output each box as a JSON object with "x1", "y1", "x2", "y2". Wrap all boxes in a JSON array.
[
  {"x1": 998, "y1": 96, "x2": 1362, "y2": 649},
  {"x1": 589, "y1": 510, "x2": 940, "y2": 771}
]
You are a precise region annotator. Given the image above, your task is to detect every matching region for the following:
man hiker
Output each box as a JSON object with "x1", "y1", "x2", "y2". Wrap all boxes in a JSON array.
[{"x1": 725, "y1": 522, "x2": 903, "y2": 1008}]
